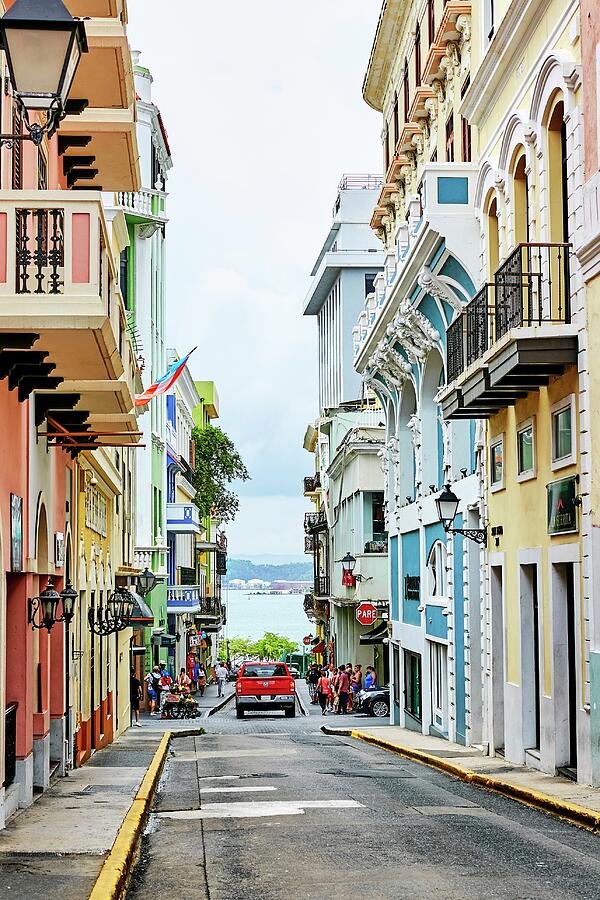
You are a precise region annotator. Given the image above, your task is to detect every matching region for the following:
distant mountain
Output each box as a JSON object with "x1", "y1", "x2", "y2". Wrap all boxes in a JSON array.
[
  {"x1": 225, "y1": 559, "x2": 312, "y2": 583},
  {"x1": 229, "y1": 553, "x2": 308, "y2": 565}
]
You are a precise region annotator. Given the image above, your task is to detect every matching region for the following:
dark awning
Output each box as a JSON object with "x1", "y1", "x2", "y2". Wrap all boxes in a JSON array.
[
  {"x1": 130, "y1": 592, "x2": 154, "y2": 626},
  {"x1": 359, "y1": 621, "x2": 389, "y2": 645}
]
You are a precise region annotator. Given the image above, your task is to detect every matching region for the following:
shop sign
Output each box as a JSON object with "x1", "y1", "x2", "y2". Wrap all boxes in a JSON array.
[
  {"x1": 189, "y1": 634, "x2": 202, "y2": 647},
  {"x1": 547, "y1": 476, "x2": 578, "y2": 536}
]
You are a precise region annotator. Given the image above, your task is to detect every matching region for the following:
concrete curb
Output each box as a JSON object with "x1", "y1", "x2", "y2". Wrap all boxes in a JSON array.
[
  {"x1": 207, "y1": 690, "x2": 235, "y2": 717},
  {"x1": 295, "y1": 687, "x2": 308, "y2": 717},
  {"x1": 88, "y1": 731, "x2": 172, "y2": 900},
  {"x1": 325, "y1": 726, "x2": 600, "y2": 833}
]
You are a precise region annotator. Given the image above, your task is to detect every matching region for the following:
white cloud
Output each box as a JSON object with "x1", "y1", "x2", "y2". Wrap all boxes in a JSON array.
[{"x1": 128, "y1": 1, "x2": 382, "y2": 556}]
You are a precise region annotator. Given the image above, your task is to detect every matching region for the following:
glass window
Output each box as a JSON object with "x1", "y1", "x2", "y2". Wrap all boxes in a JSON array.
[
  {"x1": 517, "y1": 423, "x2": 534, "y2": 475},
  {"x1": 553, "y1": 406, "x2": 572, "y2": 461},
  {"x1": 490, "y1": 439, "x2": 503, "y2": 486},
  {"x1": 427, "y1": 541, "x2": 447, "y2": 598}
]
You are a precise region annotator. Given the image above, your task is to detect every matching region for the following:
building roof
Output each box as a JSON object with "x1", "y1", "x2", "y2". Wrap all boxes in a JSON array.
[{"x1": 363, "y1": 0, "x2": 405, "y2": 112}]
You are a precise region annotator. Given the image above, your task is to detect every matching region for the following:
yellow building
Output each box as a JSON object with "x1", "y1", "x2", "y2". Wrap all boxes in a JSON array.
[{"x1": 441, "y1": 0, "x2": 588, "y2": 779}]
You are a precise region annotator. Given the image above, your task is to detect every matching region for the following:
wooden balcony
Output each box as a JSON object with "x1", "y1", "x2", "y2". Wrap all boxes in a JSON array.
[
  {"x1": 69, "y1": 17, "x2": 134, "y2": 113},
  {"x1": 442, "y1": 243, "x2": 577, "y2": 419}
]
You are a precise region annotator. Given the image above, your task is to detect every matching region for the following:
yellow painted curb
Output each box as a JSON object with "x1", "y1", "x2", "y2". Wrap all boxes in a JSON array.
[
  {"x1": 88, "y1": 731, "x2": 172, "y2": 900},
  {"x1": 350, "y1": 730, "x2": 600, "y2": 833}
]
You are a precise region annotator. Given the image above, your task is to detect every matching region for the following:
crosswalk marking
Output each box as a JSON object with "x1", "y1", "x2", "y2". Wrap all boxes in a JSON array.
[
  {"x1": 158, "y1": 799, "x2": 364, "y2": 820},
  {"x1": 201, "y1": 786, "x2": 277, "y2": 794}
]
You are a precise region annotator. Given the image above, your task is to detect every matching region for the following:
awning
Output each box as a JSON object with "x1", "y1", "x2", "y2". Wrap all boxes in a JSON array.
[
  {"x1": 131, "y1": 646, "x2": 147, "y2": 656},
  {"x1": 310, "y1": 641, "x2": 325, "y2": 655},
  {"x1": 359, "y1": 621, "x2": 389, "y2": 645},
  {"x1": 130, "y1": 592, "x2": 154, "y2": 626}
]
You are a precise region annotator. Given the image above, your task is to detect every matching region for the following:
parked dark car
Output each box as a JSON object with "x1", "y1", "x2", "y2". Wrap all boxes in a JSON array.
[{"x1": 355, "y1": 686, "x2": 390, "y2": 718}]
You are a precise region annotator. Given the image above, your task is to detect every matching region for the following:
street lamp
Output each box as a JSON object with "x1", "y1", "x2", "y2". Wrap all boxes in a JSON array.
[
  {"x1": 137, "y1": 567, "x2": 157, "y2": 598},
  {"x1": 88, "y1": 587, "x2": 134, "y2": 636},
  {"x1": 29, "y1": 579, "x2": 77, "y2": 631},
  {"x1": 435, "y1": 484, "x2": 487, "y2": 546},
  {"x1": 0, "y1": 0, "x2": 88, "y2": 146},
  {"x1": 341, "y1": 552, "x2": 357, "y2": 588}
]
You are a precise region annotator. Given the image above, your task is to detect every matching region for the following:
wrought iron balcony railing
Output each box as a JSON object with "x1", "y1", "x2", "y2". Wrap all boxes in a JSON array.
[
  {"x1": 313, "y1": 575, "x2": 331, "y2": 597},
  {"x1": 304, "y1": 510, "x2": 327, "y2": 533},
  {"x1": 446, "y1": 243, "x2": 572, "y2": 382},
  {"x1": 305, "y1": 534, "x2": 316, "y2": 554},
  {"x1": 303, "y1": 474, "x2": 321, "y2": 494}
]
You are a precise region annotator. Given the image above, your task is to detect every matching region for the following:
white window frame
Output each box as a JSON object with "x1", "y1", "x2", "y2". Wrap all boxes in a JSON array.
[
  {"x1": 490, "y1": 434, "x2": 504, "y2": 492},
  {"x1": 430, "y1": 640, "x2": 448, "y2": 733},
  {"x1": 516, "y1": 416, "x2": 536, "y2": 483},
  {"x1": 551, "y1": 394, "x2": 576, "y2": 471},
  {"x1": 427, "y1": 540, "x2": 448, "y2": 600}
]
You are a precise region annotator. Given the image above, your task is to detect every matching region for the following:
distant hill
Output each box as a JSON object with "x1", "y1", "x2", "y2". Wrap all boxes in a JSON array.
[{"x1": 225, "y1": 559, "x2": 312, "y2": 583}]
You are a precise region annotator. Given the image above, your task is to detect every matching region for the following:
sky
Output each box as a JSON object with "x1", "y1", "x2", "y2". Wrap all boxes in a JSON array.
[{"x1": 128, "y1": 1, "x2": 383, "y2": 558}]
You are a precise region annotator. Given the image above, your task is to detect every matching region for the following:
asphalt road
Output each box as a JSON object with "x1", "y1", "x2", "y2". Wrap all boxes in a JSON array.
[{"x1": 127, "y1": 699, "x2": 600, "y2": 900}]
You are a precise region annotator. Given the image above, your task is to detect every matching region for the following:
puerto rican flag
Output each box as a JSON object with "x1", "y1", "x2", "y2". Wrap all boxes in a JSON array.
[{"x1": 135, "y1": 348, "x2": 196, "y2": 407}]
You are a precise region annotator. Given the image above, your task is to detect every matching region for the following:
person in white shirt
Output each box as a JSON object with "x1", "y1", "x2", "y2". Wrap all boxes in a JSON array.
[{"x1": 215, "y1": 661, "x2": 229, "y2": 697}]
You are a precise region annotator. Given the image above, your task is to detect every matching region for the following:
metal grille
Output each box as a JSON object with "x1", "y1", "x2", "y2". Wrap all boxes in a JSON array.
[
  {"x1": 446, "y1": 316, "x2": 464, "y2": 382},
  {"x1": 466, "y1": 285, "x2": 490, "y2": 366},
  {"x1": 314, "y1": 576, "x2": 330, "y2": 597},
  {"x1": 15, "y1": 208, "x2": 65, "y2": 295},
  {"x1": 495, "y1": 245, "x2": 523, "y2": 339}
]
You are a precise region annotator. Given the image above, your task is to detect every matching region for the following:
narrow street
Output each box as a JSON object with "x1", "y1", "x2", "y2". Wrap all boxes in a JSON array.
[{"x1": 126, "y1": 696, "x2": 600, "y2": 900}]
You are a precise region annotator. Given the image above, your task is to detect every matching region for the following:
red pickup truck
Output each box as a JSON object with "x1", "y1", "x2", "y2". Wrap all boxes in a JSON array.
[{"x1": 235, "y1": 662, "x2": 296, "y2": 719}]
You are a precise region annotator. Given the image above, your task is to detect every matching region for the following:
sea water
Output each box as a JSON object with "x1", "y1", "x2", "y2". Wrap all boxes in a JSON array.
[{"x1": 223, "y1": 589, "x2": 309, "y2": 646}]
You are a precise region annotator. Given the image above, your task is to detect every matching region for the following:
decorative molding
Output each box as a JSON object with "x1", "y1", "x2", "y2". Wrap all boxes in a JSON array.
[{"x1": 418, "y1": 266, "x2": 462, "y2": 312}]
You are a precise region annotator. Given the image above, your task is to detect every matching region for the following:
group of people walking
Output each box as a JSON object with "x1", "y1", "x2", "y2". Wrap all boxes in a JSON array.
[{"x1": 307, "y1": 662, "x2": 378, "y2": 716}]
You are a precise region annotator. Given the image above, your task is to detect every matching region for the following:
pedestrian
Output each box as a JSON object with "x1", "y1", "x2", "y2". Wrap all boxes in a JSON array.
[
  {"x1": 351, "y1": 664, "x2": 363, "y2": 698},
  {"x1": 336, "y1": 665, "x2": 350, "y2": 714},
  {"x1": 316, "y1": 668, "x2": 331, "y2": 716},
  {"x1": 130, "y1": 668, "x2": 142, "y2": 727},
  {"x1": 215, "y1": 660, "x2": 229, "y2": 697},
  {"x1": 365, "y1": 666, "x2": 378, "y2": 690},
  {"x1": 145, "y1": 665, "x2": 161, "y2": 715},
  {"x1": 196, "y1": 661, "x2": 207, "y2": 697},
  {"x1": 159, "y1": 661, "x2": 172, "y2": 711},
  {"x1": 307, "y1": 664, "x2": 320, "y2": 703},
  {"x1": 346, "y1": 664, "x2": 354, "y2": 712},
  {"x1": 177, "y1": 668, "x2": 191, "y2": 692}
]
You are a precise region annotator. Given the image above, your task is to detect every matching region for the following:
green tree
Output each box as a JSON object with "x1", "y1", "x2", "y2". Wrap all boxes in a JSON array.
[
  {"x1": 192, "y1": 424, "x2": 250, "y2": 523},
  {"x1": 227, "y1": 637, "x2": 255, "y2": 658},
  {"x1": 253, "y1": 632, "x2": 299, "y2": 660}
]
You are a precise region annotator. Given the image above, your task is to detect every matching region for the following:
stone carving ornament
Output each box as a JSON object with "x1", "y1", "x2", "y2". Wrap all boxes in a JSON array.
[
  {"x1": 407, "y1": 413, "x2": 422, "y2": 489},
  {"x1": 418, "y1": 266, "x2": 462, "y2": 313}
]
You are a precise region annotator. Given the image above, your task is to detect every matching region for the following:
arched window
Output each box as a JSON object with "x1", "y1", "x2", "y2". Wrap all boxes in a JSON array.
[
  {"x1": 427, "y1": 540, "x2": 448, "y2": 598},
  {"x1": 486, "y1": 193, "x2": 500, "y2": 278},
  {"x1": 512, "y1": 149, "x2": 529, "y2": 245},
  {"x1": 545, "y1": 94, "x2": 569, "y2": 319},
  {"x1": 398, "y1": 380, "x2": 417, "y2": 503},
  {"x1": 422, "y1": 350, "x2": 444, "y2": 491}
]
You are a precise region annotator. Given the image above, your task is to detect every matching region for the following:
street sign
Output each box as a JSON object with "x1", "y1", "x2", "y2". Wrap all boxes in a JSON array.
[
  {"x1": 303, "y1": 635, "x2": 312, "y2": 646},
  {"x1": 547, "y1": 475, "x2": 578, "y2": 535},
  {"x1": 356, "y1": 602, "x2": 378, "y2": 626}
]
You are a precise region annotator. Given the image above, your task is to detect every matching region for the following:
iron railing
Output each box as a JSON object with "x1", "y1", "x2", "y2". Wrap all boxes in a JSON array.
[
  {"x1": 305, "y1": 534, "x2": 316, "y2": 554},
  {"x1": 179, "y1": 566, "x2": 196, "y2": 586},
  {"x1": 446, "y1": 243, "x2": 572, "y2": 381},
  {"x1": 304, "y1": 510, "x2": 327, "y2": 533},
  {"x1": 4, "y1": 702, "x2": 17, "y2": 788},
  {"x1": 16, "y1": 208, "x2": 65, "y2": 294},
  {"x1": 364, "y1": 540, "x2": 388, "y2": 554},
  {"x1": 303, "y1": 475, "x2": 321, "y2": 494},
  {"x1": 314, "y1": 575, "x2": 331, "y2": 597}
]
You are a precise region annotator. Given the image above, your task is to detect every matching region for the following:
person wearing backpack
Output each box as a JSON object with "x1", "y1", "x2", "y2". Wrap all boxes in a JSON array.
[{"x1": 145, "y1": 665, "x2": 161, "y2": 716}]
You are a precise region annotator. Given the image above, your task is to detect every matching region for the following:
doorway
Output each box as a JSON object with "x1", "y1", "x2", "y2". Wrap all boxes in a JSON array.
[
  {"x1": 553, "y1": 561, "x2": 578, "y2": 777},
  {"x1": 430, "y1": 641, "x2": 448, "y2": 736},
  {"x1": 490, "y1": 565, "x2": 505, "y2": 754},
  {"x1": 521, "y1": 564, "x2": 541, "y2": 752},
  {"x1": 404, "y1": 650, "x2": 422, "y2": 730},
  {"x1": 90, "y1": 591, "x2": 96, "y2": 751}
]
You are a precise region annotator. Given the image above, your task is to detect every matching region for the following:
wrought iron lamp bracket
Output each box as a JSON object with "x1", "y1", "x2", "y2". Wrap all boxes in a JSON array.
[{"x1": 443, "y1": 525, "x2": 487, "y2": 546}]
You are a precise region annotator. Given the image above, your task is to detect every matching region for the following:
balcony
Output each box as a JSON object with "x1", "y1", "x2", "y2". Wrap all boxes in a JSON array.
[
  {"x1": 116, "y1": 189, "x2": 168, "y2": 225},
  {"x1": 66, "y1": 0, "x2": 127, "y2": 18},
  {"x1": 333, "y1": 552, "x2": 389, "y2": 605},
  {"x1": 442, "y1": 243, "x2": 577, "y2": 419},
  {"x1": 313, "y1": 576, "x2": 331, "y2": 598},
  {"x1": 303, "y1": 474, "x2": 321, "y2": 496},
  {"x1": 167, "y1": 503, "x2": 201, "y2": 534},
  {"x1": 305, "y1": 535, "x2": 316, "y2": 555},
  {"x1": 304, "y1": 510, "x2": 327, "y2": 533},
  {"x1": 167, "y1": 587, "x2": 222, "y2": 621}
]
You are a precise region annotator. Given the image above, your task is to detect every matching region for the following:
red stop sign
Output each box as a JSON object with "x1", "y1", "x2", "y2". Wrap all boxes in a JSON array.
[
  {"x1": 356, "y1": 602, "x2": 378, "y2": 626},
  {"x1": 303, "y1": 636, "x2": 312, "y2": 645}
]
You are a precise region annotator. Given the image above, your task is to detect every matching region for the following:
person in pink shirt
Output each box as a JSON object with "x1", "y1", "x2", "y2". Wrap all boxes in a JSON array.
[{"x1": 336, "y1": 665, "x2": 350, "y2": 714}]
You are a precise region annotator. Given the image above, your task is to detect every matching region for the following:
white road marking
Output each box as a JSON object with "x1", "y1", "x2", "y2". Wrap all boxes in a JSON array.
[
  {"x1": 158, "y1": 799, "x2": 363, "y2": 820},
  {"x1": 200, "y1": 786, "x2": 277, "y2": 794}
]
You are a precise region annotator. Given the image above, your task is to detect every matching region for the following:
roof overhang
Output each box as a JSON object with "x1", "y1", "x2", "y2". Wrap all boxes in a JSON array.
[
  {"x1": 69, "y1": 18, "x2": 134, "y2": 111},
  {"x1": 61, "y1": 107, "x2": 141, "y2": 191},
  {"x1": 363, "y1": 0, "x2": 405, "y2": 112}
]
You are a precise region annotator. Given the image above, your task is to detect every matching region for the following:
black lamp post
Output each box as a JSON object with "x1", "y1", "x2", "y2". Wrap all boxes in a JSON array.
[
  {"x1": 29, "y1": 578, "x2": 77, "y2": 632},
  {"x1": 0, "y1": 0, "x2": 87, "y2": 146},
  {"x1": 341, "y1": 552, "x2": 357, "y2": 588},
  {"x1": 137, "y1": 567, "x2": 157, "y2": 598},
  {"x1": 88, "y1": 587, "x2": 134, "y2": 636},
  {"x1": 435, "y1": 484, "x2": 487, "y2": 546}
]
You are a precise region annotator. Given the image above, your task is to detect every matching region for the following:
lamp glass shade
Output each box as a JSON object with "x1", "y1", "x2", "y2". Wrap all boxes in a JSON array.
[
  {"x1": 123, "y1": 591, "x2": 134, "y2": 618},
  {"x1": 60, "y1": 581, "x2": 77, "y2": 621},
  {"x1": 435, "y1": 485, "x2": 460, "y2": 527},
  {"x1": 341, "y1": 552, "x2": 357, "y2": 573},
  {"x1": 137, "y1": 568, "x2": 157, "y2": 597},
  {"x1": 40, "y1": 582, "x2": 60, "y2": 626}
]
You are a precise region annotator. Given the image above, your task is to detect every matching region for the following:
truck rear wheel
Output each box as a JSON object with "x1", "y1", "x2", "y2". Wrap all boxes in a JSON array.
[{"x1": 236, "y1": 706, "x2": 245, "y2": 719}]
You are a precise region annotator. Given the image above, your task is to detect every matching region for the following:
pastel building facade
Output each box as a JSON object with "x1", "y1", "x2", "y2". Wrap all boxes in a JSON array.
[
  {"x1": 354, "y1": 0, "x2": 484, "y2": 744},
  {"x1": 0, "y1": 0, "x2": 142, "y2": 827},
  {"x1": 441, "y1": 0, "x2": 592, "y2": 779}
]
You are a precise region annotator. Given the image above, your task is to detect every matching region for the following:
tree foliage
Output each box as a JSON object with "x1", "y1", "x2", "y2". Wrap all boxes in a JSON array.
[
  {"x1": 226, "y1": 632, "x2": 299, "y2": 661},
  {"x1": 192, "y1": 424, "x2": 249, "y2": 524}
]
